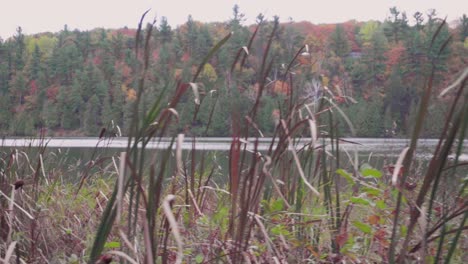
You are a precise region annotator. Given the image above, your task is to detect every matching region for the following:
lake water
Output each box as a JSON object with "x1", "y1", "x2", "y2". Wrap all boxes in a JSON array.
[
  {"x1": 1, "y1": 137, "x2": 467, "y2": 160},
  {"x1": 1, "y1": 137, "x2": 466, "y2": 183}
]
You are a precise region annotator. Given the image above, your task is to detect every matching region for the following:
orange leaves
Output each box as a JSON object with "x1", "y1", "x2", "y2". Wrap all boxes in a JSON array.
[
  {"x1": 297, "y1": 54, "x2": 311, "y2": 65},
  {"x1": 385, "y1": 44, "x2": 405, "y2": 74},
  {"x1": 271, "y1": 80, "x2": 291, "y2": 96},
  {"x1": 368, "y1": 214, "x2": 381, "y2": 225},
  {"x1": 126, "y1": 88, "x2": 137, "y2": 101}
]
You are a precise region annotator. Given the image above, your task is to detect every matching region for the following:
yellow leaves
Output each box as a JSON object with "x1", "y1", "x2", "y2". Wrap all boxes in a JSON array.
[
  {"x1": 121, "y1": 84, "x2": 128, "y2": 92},
  {"x1": 25, "y1": 34, "x2": 58, "y2": 58},
  {"x1": 122, "y1": 84, "x2": 136, "y2": 102},
  {"x1": 359, "y1": 21, "x2": 379, "y2": 44},
  {"x1": 200, "y1": 63, "x2": 217, "y2": 83},
  {"x1": 321, "y1": 75, "x2": 330, "y2": 87}
]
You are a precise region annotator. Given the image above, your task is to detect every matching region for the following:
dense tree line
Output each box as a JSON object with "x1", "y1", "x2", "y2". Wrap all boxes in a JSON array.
[{"x1": 0, "y1": 7, "x2": 466, "y2": 137}]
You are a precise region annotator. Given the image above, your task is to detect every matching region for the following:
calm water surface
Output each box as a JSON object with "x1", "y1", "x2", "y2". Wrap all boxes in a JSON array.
[
  {"x1": 1, "y1": 137, "x2": 467, "y2": 175},
  {"x1": 1, "y1": 137, "x2": 467, "y2": 158}
]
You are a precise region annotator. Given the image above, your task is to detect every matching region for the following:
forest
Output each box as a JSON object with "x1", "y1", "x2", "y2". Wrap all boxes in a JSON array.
[{"x1": 0, "y1": 6, "x2": 467, "y2": 137}]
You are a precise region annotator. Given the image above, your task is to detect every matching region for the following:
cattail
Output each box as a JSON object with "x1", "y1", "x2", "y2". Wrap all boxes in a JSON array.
[
  {"x1": 99, "y1": 127, "x2": 106, "y2": 139},
  {"x1": 14, "y1": 180, "x2": 24, "y2": 190},
  {"x1": 98, "y1": 254, "x2": 112, "y2": 264}
]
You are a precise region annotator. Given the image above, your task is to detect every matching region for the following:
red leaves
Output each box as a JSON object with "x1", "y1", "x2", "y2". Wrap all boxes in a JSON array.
[
  {"x1": 29, "y1": 80, "x2": 38, "y2": 95},
  {"x1": 385, "y1": 165, "x2": 418, "y2": 191},
  {"x1": 385, "y1": 165, "x2": 404, "y2": 177},
  {"x1": 93, "y1": 55, "x2": 102, "y2": 66},
  {"x1": 336, "y1": 232, "x2": 349, "y2": 247},
  {"x1": 334, "y1": 96, "x2": 346, "y2": 104},
  {"x1": 181, "y1": 51, "x2": 191, "y2": 62},
  {"x1": 114, "y1": 61, "x2": 132, "y2": 79},
  {"x1": 46, "y1": 85, "x2": 60, "y2": 100}
]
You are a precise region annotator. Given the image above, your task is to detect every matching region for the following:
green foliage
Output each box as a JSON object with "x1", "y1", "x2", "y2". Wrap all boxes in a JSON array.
[
  {"x1": 0, "y1": 9, "x2": 464, "y2": 138},
  {"x1": 329, "y1": 24, "x2": 350, "y2": 57},
  {"x1": 83, "y1": 95, "x2": 101, "y2": 135},
  {"x1": 353, "y1": 221, "x2": 372, "y2": 234},
  {"x1": 360, "y1": 167, "x2": 382, "y2": 178},
  {"x1": 341, "y1": 98, "x2": 385, "y2": 137}
]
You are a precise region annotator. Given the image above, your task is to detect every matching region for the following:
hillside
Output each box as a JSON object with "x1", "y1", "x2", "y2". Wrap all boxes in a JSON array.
[{"x1": 0, "y1": 8, "x2": 467, "y2": 137}]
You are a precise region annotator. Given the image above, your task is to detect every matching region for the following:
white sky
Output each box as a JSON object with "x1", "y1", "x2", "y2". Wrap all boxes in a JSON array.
[{"x1": 0, "y1": 0, "x2": 465, "y2": 39}]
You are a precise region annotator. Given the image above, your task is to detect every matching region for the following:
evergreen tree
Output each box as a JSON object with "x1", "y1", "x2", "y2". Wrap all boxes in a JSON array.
[
  {"x1": 193, "y1": 25, "x2": 213, "y2": 61},
  {"x1": 69, "y1": 79, "x2": 85, "y2": 128},
  {"x1": 413, "y1": 12, "x2": 425, "y2": 31},
  {"x1": 329, "y1": 24, "x2": 350, "y2": 58},
  {"x1": 185, "y1": 15, "x2": 198, "y2": 58},
  {"x1": 84, "y1": 95, "x2": 101, "y2": 135},
  {"x1": 157, "y1": 43, "x2": 172, "y2": 82},
  {"x1": 13, "y1": 27, "x2": 26, "y2": 71},
  {"x1": 159, "y1": 17, "x2": 173, "y2": 44},
  {"x1": 384, "y1": 7, "x2": 409, "y2": 43},
  {"x1": 361, "y1": 28, "x2": 388, "y2": 91},
  {"x1": 0, "y1": 94, "x2": 12, "y2": 133},
  {"x1": 220, "y1": 4, "x2": 249, "y2": 70},
  {"x1": 43, "y1": 101, "x2": 60, "y2": 130},
  {"x1": 30, "y1": 44, "x2": 42, "y2": 80},
  {"x1": 101, "y1": 91, "x2": 114, "y2": 127},
  {"x1": 385, "y1": 65, "x2": 413, "y2": 134},
  {"x1": 9, "y1": 71, "x2": 27, "y2": 104},
  {"x1": 458, "y1": 14, "x2": 468, "y2": 42},
  {"x1": 0, "y1": 40, "x2": 10, "y2": 93},
  {"x1": 111, "y1": 32, "x2": 125, "y2": 59},
  {"x1": 424, "y1": 18, "x2": 451, "y2": 76}
]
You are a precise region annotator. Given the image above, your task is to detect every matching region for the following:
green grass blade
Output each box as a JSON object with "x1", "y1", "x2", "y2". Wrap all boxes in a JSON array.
[{"x1": 192, "y1": 32, "x2": 232, "y2": 82}]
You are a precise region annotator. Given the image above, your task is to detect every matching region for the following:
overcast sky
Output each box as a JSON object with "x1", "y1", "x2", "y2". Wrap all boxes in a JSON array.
[{"x1": 0, "y1": 0, "x2": 465, "y2": 39}]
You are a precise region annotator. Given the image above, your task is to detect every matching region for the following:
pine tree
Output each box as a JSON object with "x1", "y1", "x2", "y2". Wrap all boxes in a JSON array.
[
  {"x1": 0, "y1": 40, "x2": 10, "y2": 94},
  {"x1": 84, "y1": 95, "x2": 101, "y2": 135},
  {"x1": 384, "y1": 7, "x2": 409, "y2": 44},
  {"x1": 458, "y1": 14, "x2": 468, "y2": 41},
  {"x1": 30, "y1": 44, "x2": 42, "y2": 80},
  {"x1": 329, "y1": 24, "x2": 350, "y2": 58},
  {"x1": 13, "y1": 27, "x2": 25, "y2": 71},
  {"x1": 159, "y1": 17, "x2": 173, "y2": 44},
  {"x1": 0, "y1": 94, "x2": 12, "y2": 132},
  {"x1": 361, "y1": 28, "x2": 388, "y2": 91}
]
